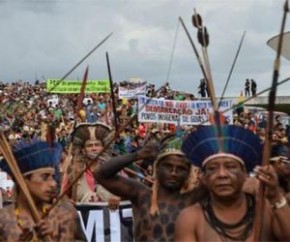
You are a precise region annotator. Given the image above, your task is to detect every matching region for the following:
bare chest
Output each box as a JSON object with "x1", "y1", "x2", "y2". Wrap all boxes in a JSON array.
[
  {"x1": 196, "y1": 211, "x2": 275, "y2": 242},
  {"x1": 133, "y1": 194, "x2": 193, "y2": 242}
]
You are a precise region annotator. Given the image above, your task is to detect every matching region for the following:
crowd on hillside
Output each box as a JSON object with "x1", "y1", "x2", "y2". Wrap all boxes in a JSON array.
[{"x1": 0, "y1": 79, "x2": 289, "y2": 205}]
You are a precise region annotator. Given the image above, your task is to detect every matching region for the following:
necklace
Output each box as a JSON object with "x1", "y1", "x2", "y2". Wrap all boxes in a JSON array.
[
  {"x1": 14, "y1": 206, "x2": 39, "y2": 242},
  {"x1": 201, "y1": 194, "x2": 255, "y2": 241},
  {"x1": 14, "y1": 205, "x2": 49, "y2": 242}
]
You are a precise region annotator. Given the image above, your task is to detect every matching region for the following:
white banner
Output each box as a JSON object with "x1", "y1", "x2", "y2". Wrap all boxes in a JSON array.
[
  {"x1": 76, "y1": 201, "x2": 133, "y2": 242},
  {"x1": 118, "y1": 84, "x2": 146, "y2": 99},
  {"x1": 138, "y1": 96, "x2": 233, "y2": 125}
]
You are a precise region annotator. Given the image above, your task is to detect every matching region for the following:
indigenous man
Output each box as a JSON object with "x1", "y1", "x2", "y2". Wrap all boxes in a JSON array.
[
  {"x1": 65, "y1": 122, "x2": 120, "y2": 203},
  {"x1": 0, "y1": 138, "x2": 84, "y2": 241},
  {"x1": 94, "y1": 138, "x2": 204, "y2": 242},
  {"x1": 175, "y1": 125, "x2": 290, "y2": 241}
]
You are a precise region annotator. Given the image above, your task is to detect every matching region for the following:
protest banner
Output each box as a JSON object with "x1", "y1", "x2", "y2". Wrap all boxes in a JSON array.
[
  {"x1": 138, "y1": 96, "x2": 233, "y2": 125},
  {"x1": 118, "y1": 83, "x2": 146, "y2": 99},
  {"x1": 76, "y1": 201, "x2": 133, "y2": 242},
  {"x1": 47, "y1": 95, "x2": 59, "y2": 107},
  {"x1": 46, "y1": 79, "x2": 110, "y2": 93}
]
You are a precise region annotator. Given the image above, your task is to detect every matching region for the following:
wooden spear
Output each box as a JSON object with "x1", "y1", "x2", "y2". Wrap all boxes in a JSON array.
[
  {"x1": 253, "y1": 1, "x2": 289, "y2": 241},
  {"x1": 106, "y1": 52, "x2": 119, "y2": 131}
]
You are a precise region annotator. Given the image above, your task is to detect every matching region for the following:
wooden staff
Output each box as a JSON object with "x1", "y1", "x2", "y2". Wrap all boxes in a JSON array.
[
  {"x1": 191, "y1": 10, "x2": 216, "y2": 110},
  {"x1": 106, "y1": 52, "x2": 119, "y2": 131},
  {"x1": 0, "y1": 132, "x2": 52, "y2": 241},
  {"x1": 192, "y1": 9, "x2": 215, "y2": 104},
  {"x1": 254, "y1": 1, "x2": 289, "y2": 241},
  {"x1": 179, "y1": 16, "x2": 222, "y2": 127},
  {"x1": 218, "y1": 31, "x2": 246, "y2": 109},
  {"x1": 75, "y1": 65, "x2": 89, "y2": 116},
  {"x1": 179, "y1": 17, "x2": 211, "y2": 102},
  {"x1": 71, "y1": 66, "x2": 89, "y2": 201},
  {"x1": 187, "y1": 10, "x2": 224, "y2": 149}
]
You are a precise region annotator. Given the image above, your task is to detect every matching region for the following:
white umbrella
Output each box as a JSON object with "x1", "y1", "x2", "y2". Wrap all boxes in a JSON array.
[{"x1": 267, "y1": 31, "x2": 290, "y2": 61}]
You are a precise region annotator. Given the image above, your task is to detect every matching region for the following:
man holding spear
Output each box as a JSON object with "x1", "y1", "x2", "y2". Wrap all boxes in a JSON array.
[
  {"x1": 0, "y1": 136, "x2": 84, "y2": 241},
  {"x1": 64, "y1": 122, "x2": 121, "y2": 203},
  {"x1": 175, "y1": 125, "x2": 290, "y2": 241}
]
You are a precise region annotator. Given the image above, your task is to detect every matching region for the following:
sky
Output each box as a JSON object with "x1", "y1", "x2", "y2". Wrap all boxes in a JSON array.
[{"x1": 0, "y1": 0, "x2": 290, "y2": 97}]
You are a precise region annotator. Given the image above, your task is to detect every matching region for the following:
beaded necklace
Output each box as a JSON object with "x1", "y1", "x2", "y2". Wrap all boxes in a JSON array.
[{"x1": 201, "y1": 194, "x2": 255, "y2": 242}]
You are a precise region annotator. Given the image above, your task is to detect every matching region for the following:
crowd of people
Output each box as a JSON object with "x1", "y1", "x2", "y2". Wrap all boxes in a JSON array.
[{"x1": 0, "y1": 79, "x2": 289, "y2": 241}]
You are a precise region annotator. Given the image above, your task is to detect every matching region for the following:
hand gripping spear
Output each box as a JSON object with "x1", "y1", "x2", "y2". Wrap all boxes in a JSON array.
[{"x1": 253, "y1": 1, "x2": 289, "y2": 241}]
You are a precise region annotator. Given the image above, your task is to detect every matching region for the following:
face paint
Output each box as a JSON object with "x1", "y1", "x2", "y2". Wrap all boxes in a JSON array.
[
  {"x1": 157, "y1": 155, "x2": 190, "y2": 191},
  {"x1": 203, "y1": 157, "x2": 246, "y2": 197},
  {"x1": 204, "y1": 161, "x2": 243, "y2": 176}
]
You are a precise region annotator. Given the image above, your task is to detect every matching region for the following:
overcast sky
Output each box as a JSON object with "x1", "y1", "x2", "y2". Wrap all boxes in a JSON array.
[{"x1": 0, "y1": 0, "x2": 289, "y2": 97}]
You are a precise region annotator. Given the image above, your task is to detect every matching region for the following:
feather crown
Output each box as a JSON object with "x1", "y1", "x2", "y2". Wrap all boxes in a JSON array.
[
  {"x1": 155, "y1": 138, "x2": 187, "y2": 164},
  {"x1": 0, "y1": 137, "x2": 62, "y2": 176},
  {"x1": 182, "y1": 125, "x2": 263, "y2": 172},
  {"x1": 71, "y1": 122, "x2": 114, "y2": 149}
]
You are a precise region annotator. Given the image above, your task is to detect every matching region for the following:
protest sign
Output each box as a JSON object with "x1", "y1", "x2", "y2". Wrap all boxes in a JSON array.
[
  {"x1": 76, "y1": 202, "x2": 133, "y2": 242},
  {"x1": 138, "y1": 96, "x2": 233, "y2": 125},
  {"x1": 118, "y1": 83, "x2": 146, "y2": 99},
  {"x1": 46, "y1": 79, "x2": 110, "y2": 93}
]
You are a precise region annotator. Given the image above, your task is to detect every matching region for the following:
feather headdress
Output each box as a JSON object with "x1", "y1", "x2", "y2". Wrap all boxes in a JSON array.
[
  {"x1": 155, "y1": 138, "x2": 186, "y2": 164},
  {"x1": 72, "y1": 123, "x2": 114, "y2": 146},
  {"x1": 0, "y1": 137, "x2": 62, "y2": 176},
  {"x1": 182, "y1": 125, "x2": 263, "y2": 172}
]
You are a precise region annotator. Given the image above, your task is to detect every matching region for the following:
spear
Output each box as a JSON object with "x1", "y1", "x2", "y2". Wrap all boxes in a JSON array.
[
  {"x1": 41, "y1": 32, "x2": 112, "y2": 93},
  {"x1": 192, "y1": 9, "x2": 215, "y2": 107},
  {"x1": 179, "y1": 17, "x2": 211, "y2": 103},
  {"x1": 3, "y1": 33, "x2": 113, "y2": 121},
  {"x1": 61, "y1": 66, "x2": 89, "y2": 200},
  {"x1": 218, "y1": 31, "x2": 246, "y2": 109},
  {"x1": 188, "y1": 10, "x2": 224, "y2": 149},
  {"x1": 254, "y1": 1, "x2": 289, "y2": 241},
  {"x1": 106, "y1": 52, "x2": 119, "y2": 131},
  {"x1": 222, "y1": 76, "x2": 290, "y2": 115},
  {"x1": 75, "y1": 66, "x2": 89, "y2": 116}
]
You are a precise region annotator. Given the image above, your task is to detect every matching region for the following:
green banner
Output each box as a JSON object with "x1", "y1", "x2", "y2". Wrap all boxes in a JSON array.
[{"x1": 46, "y1": 79, "x2": 110, "y2": 93}]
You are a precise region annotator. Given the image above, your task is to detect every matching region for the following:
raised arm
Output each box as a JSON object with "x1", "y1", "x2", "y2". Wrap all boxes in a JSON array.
[{"x1": 93, "y1": 145, "x2": 158, "y2": 202}]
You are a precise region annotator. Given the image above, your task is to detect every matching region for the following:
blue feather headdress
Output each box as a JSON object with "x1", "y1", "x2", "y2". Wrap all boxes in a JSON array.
[
  {"x1": 182, "y1": 125, "x2": 263, "y2": 172},
  {"x1": 0, "y1": 138, "x2": 62, "y2": 176}
]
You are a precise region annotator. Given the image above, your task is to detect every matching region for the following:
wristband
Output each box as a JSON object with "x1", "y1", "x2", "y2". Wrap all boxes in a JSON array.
[{"x1": 272, "y1": 196, "x2": 288, "y2": 210}]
